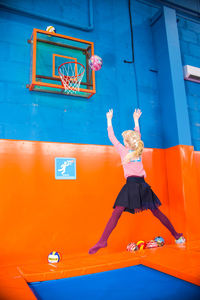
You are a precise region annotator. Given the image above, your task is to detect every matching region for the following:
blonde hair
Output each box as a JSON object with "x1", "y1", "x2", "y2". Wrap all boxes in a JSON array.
[{"x1": 122, "y1": 130, "x2": 144, "y2": 163}]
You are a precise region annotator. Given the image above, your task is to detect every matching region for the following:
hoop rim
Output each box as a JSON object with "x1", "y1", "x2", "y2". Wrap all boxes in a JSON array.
[{"x1": 58, "y1": 61, "x2": 85, "y2": 78}]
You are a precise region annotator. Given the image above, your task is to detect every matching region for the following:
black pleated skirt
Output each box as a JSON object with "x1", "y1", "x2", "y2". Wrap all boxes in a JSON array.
[{"x1": 113, "y1": 176, "x2": 162, "y2": 214}]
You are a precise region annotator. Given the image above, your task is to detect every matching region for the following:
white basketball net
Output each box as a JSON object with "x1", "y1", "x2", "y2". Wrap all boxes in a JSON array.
[{"x1": 58, "y1": 62, "x2": 85, "y2": 94}]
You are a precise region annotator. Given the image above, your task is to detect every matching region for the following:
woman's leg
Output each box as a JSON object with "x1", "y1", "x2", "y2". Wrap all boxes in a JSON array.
[
  {"x1": 150, "y1": 207, "x2": 182, "y2": 240},
  {"x1": 89, "y1": 206, "x2": 125, "y2": 254}
]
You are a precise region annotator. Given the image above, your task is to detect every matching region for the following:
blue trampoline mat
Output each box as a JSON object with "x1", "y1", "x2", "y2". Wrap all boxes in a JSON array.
[{"x1": 29, "y1": 264, "x2": 200, "y2": 300}]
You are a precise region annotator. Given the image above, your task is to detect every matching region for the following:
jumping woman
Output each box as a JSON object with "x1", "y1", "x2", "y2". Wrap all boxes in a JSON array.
[{"x1": 89, "y1": 109, "x2": 185, "y2": 255}]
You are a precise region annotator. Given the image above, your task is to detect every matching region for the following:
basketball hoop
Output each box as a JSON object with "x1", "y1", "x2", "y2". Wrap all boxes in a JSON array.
[{"x1": 58, "y1": 61, "x2": 85, "y2": 94}]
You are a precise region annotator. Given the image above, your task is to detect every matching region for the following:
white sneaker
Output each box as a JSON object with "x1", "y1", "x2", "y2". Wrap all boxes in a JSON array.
[{"x1": 175, "y1": 236, "x2": 186, "y2": 244}]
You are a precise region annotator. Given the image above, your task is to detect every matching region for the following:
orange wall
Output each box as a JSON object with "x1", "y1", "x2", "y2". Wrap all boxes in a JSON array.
[
  {"x1": 0, "y1": 140, "x2": 198, "y2": 265},
  {"x1": 166, "y1": 146, "x2": 200, "y2": 242},
  {"x1": 194, "y1": 151, "x2": 200, "y2": 182}
]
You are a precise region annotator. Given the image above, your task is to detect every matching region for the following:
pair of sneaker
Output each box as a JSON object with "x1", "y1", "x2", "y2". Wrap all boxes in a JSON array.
[{"x1": 175, "y1": 236, "x2": 186, "y2": 244}]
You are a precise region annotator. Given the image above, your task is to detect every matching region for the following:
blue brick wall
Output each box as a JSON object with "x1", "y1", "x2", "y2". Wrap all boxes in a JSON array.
[
  {"x1": 0, "y1": 0, "x2": 200, "y2": 150},
  {"x1": 0, "y1": 0, "x2": 162, "y2": 148},
  {"x1": 178, "y1": 17, "x2": 200, "y2": 150}
]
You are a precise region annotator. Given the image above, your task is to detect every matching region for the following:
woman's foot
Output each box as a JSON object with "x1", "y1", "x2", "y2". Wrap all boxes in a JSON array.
[
  {"x1": 175, "y1": 235, "x2": 186, "y2": 244},
  {"x1": 88, "y1": 241, "x2": 107, "y2": 254}
]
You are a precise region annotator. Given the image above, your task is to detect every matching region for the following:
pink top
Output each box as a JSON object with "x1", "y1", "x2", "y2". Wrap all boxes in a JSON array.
[{"x1": 107, "y1": 125, "x2": 146, "y2": 179}]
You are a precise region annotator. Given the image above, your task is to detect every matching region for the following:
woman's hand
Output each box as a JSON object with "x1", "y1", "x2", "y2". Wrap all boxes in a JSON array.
[
  {"x1": 106, "y1": 109, "x2": 113, "y2": 120},
  {"x1": 133, "y1": 108, "x2": 142, "y2": 120}
]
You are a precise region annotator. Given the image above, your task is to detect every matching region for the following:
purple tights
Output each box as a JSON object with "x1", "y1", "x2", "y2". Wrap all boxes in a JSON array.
[
  {"x1": 88, "y1": 206, "x2": 182, "y2": 254},
  {"x1": 150, "y1": 208, "x2": 182, "y2": 240}
]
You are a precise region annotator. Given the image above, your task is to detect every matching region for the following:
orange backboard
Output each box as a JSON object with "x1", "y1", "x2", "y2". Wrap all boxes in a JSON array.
[{"x1": 27, "y1": 28, "x2": 96, "y2": 98}]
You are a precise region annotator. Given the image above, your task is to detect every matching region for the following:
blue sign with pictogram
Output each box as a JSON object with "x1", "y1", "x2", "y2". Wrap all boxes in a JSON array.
[{"x1": 55, "y1": 158, "x2": 76, "y2": 180}]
